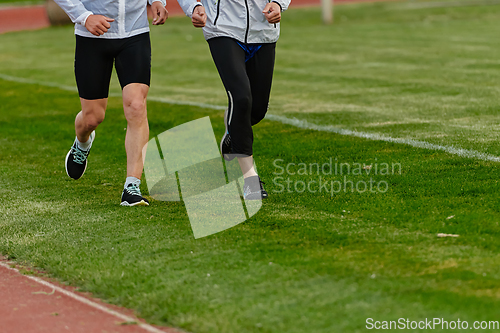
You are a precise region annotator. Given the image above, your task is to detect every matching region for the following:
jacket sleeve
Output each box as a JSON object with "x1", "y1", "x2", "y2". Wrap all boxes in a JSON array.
[
  {"x1": 176, "y1": 0, "x2": 203, "y2": 18},
  {"x1": 148, "y1": 0, "x2": 167, "y2": 8},
  {"x1": 52, "y1": 0, "x2": 93, "y2": 26},
  {"x1": 272, "y1": 0, "x2": 290, "y2": 11}
]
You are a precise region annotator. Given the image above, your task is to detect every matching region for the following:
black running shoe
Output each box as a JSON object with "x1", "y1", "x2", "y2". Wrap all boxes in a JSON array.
[
  {"x1": 260, "y1": 180, "x2": 268, "y2": 199},
  {"x1": 243, "y1": 176, "x2": 268, "y2": 200},
  {"x1": 121, "y1": 183, "x2": 150, "y2": 206},
  {"x1": 65, "y1": 131, "x2": 95, "y2": 180},
  {"x1": 221, "y1": 108, "x2": 235, "y2": 161}
]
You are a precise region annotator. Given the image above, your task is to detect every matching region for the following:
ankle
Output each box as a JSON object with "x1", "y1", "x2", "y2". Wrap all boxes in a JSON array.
[{"x1": 124, "y1": 177, "x2": 141, "y2": 189}]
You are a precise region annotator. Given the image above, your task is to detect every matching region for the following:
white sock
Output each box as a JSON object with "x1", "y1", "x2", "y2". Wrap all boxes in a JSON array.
[
  {"x1": 243, "y1": 165, "x2": 258, "y2": 179},
  {"x1": 125, "y1": 177, "x2": 141, "y2": 189},
  {"x1": 238, "y1": 156, "x2": 258, "y2": 179},
  {"x1": 76, "y1": 135, "x2": 93, "y2": 151}
]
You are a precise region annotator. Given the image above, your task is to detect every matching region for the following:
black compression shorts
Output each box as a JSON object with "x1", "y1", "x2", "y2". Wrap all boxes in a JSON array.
[{"x1": 74, "y1": 32, "x2": 151, "y2": 100}]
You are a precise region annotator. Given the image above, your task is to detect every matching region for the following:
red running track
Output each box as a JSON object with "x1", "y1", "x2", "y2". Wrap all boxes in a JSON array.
[
  {"x1": 0, "y1": 0, "x2": 374, "y2": 34},
  {"x1": 0, "y1": 261, "x2": 179, "y2": 333},
  {"x1": 0, "y1": 5, "x2": 50, "y2": 34}
]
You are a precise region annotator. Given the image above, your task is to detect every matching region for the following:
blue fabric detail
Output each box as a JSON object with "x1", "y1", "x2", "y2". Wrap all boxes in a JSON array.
[{"x1": 237, "y1": 42, "x2": 263, "y2": 62}]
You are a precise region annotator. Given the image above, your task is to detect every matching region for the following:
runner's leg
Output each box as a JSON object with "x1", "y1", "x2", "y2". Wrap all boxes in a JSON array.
[
  {"x1": 65, "y1": 36, "x2": 113, "y2": 180},
  {"x1": 115, "y1": 33, "x2": 151, "y2": 180},
  {"x1": 113, "y1": 33, "x2": 151, "y2": 206},
  {"x1": 242, "y1": 42, "x2": 276, "y2": 198},
  {"x1": 208, "y1": 37, "x2": 254, "y2": 157},
  {"x1": 246, "y1": 43, "x2": 276, "y2": 126},
  {"x1": 122, "y1": 83, "x2": 149, "y2": 179},
  {"x1": 209, "y1": 37, "x2": 266, "y2": 200}
]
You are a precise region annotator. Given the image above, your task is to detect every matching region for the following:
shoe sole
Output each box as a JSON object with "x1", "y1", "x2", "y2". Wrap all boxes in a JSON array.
[
  {"x1": 244, "y1": 193, "x2": 263, "y2": 201},
  {"x1": 65, "y1": 131, "x2": 95, "y2": 180},
  {"x1": 120, "y1": 200, "x2": 149, "y2": 207}
]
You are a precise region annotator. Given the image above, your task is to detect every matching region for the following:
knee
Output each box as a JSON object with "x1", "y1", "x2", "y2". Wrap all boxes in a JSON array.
[
  {"x1": 83, "y1": 108, "x2": 105, "y2": 128},
  {"x1": 251, "y1": 104, "x2": 268, "y2": 125},
  {"x1": 251, "y1": 113, "x2": 266, "y2": 125},
  {"x1": 124, "y1": 97, "x2": 147, "y2": 122},
  {"x1": 232, "y1": 93, "x2": 252, "y2": 112}
]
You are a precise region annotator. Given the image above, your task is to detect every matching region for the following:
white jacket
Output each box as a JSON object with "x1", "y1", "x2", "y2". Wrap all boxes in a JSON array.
[
  {"x1": 177, "y1": 0, "x2": 291, "y2": 44},
  {"x1": 54, "y1": 0, "x2": 166, "y2": 39}
]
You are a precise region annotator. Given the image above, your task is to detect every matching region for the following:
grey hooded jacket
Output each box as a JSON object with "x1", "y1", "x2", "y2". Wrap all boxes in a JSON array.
[
  {"x1": 177, "y1": 0, "x2": 291, "y2": 44},
  {"x1": 53, "y1": 0, "x2": 166, "y2": 39}
]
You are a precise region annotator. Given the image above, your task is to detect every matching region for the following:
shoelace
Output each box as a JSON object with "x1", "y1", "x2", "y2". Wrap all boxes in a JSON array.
[
  {"x1": 71, "y1": 144, "x2": 89, "y2": 164},
  {"x1": 125, "y1": 183, "x2": 142, "y2": 196},
  {"x1": 259, "y1": 180, "x2": 266, "y2": 191}
]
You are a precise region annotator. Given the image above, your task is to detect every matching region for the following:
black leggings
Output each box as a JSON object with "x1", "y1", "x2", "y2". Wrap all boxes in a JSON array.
[{"x1": 208, "y1": 37, "x2": 276, "y2": 156}]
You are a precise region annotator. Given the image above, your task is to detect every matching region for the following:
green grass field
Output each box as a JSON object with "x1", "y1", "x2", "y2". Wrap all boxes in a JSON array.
[
  {"x1": 1, "y1": 1, "x2": 500, "y2": 332},
  {"x1": 0, "y1": 0, "x2": 44, "y2": 5}
]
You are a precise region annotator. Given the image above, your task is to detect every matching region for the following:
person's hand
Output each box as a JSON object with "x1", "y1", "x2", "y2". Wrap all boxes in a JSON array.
[
  {"x1": 192, "y1": 5, "x2": 206, "y2": 28},
  {"x1": 151, "y1": 1, "x2": 168, "y2": 25},
  {"x1": 263, "y1": 2, "x2": 281, "y2": 24},
  {"x1": 85, "y1": 15, "x2": 115, "y2": 36}
]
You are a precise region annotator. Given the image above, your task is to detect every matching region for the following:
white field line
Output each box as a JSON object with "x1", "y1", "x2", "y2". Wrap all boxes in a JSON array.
[
  {"x1": 266, "y1": 114, "x2": 500, "y2": 162},
  {"x1": 0, "y1": 73, "x2": 227, "y2": 110},
  {"x1": 146, "y1": 95, "x2": 226, "y2": 110},
  {"x1": 1, "y1": 73, "x2": 499, "y2": 162},
  {"x1": 0, "y1": 73, "x2": 78, "y2": 92},
  {"x1": 0, "y1": 261, "x2": 168, "y2": 333}
]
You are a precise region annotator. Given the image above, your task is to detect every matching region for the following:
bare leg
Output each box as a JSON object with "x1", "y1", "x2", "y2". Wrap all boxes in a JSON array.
[
  {"x1": 76, "y1": 98, "x2": 107, "y2": 142},
  {"x1": 122, "y1": 83, "x2": 149, "y2": 179},
  {"x1": 238, "y1": 155, "x2": 258, "y2": 179}
]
